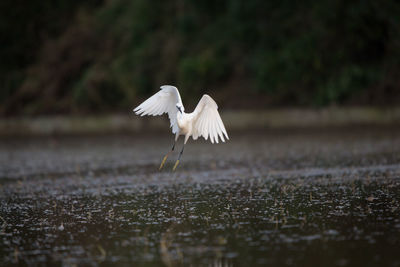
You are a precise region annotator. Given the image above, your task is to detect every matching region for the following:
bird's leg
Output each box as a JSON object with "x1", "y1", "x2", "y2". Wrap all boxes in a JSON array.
[
  {"x1": 159, "y1": 141, "x2": 175, "y2": 170},
  {"x1": 172, "y1": 145, "x2": 184, "y2": 171}
]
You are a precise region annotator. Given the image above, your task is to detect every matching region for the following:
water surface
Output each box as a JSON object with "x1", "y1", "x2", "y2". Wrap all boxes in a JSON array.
[{"x1": 1, "y1": 127, "x2": 400, "y2": 266}]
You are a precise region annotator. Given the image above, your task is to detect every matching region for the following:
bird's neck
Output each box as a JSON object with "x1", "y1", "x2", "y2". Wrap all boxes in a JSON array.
[
  {"x1": 177, "y1": 111, "x2": 186, "y2": 126},
  {"x1": 177, "y1": 111, "x2": 185, "y2": 119}
]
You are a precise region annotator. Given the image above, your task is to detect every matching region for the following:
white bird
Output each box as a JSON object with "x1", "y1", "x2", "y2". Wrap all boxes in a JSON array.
[{"x1": 133, "y1": 85, "x2": 229, "y2": 170}]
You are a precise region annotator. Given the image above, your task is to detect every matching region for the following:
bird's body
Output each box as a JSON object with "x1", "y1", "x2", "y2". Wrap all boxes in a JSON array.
[
  {"x1": 134, "y1": 85, "x2": 229, "y2": 170},
  {"x1": 176, "y1": 111, "x2": 191, "y2": 139}
]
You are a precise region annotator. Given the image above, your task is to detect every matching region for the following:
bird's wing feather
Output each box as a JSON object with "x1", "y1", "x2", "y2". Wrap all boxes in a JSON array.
[
  {"x1": 133, "y1": 85, "x2": 183, "y2": 134},
  {"x1": 192, "y1": 94, "x2": 229, "y2": 143}
]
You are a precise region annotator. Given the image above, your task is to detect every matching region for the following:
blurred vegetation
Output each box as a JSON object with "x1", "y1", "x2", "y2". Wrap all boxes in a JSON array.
[{"x1": 1, "y1": 0, "x2": 400, "y2": 115}]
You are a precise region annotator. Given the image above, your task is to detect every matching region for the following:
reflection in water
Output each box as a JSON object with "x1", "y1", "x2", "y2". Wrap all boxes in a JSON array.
[
  {"x1": 0, "y1": 130, "x2": 400, "y2": 266},
  {"x1": 1, "y1": 175, "x2": 399, "y2": 266}
]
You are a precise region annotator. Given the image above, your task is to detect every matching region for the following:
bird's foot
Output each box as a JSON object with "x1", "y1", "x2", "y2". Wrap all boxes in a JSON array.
[
  {"x1": 172, "y1": 160, "x2": 180, "y2": 171},
  {"x1": 159, "y1": 154, "x2": 170, "y2": 170}
]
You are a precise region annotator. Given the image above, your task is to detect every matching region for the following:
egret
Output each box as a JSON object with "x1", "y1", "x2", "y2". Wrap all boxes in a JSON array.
[{"x1": 134, "y1": 85, "x2": 229, "y2": 170}]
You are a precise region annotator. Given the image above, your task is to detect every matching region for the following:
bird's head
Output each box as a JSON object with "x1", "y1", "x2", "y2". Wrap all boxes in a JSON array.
[{"x1": 176, "y1": 104, "x2": 184, "y2": 114}]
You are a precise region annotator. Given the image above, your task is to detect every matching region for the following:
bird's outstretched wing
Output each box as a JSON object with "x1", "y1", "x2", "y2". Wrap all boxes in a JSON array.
[
  {"x1": 134, "y1": 85, "x2": 183, "y2": 134},
  {"x1": 191, "y1": 94, "x2": 229, "y2": 143}
]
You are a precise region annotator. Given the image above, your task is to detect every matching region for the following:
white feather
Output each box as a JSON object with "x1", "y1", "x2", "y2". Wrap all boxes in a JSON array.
[
  {"x1": 134, "y1": 88, "x2": 228, "y2": 144},
  {"x1": 134, "y1": 85, "x2": 183, "y2": 134},
  {"x1": 192, "y1": 94, "x2": 229, "y2": 143}
]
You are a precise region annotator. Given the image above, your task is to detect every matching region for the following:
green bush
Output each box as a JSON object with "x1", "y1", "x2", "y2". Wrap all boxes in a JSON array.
[{"x1": 1, "y1": 0, "x2": 399, "y2": 115}]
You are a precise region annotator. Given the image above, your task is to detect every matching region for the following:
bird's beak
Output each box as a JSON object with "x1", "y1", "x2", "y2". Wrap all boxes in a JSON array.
[{"x1": 177, "y1": 107, "x2": 182, "y2": 113}]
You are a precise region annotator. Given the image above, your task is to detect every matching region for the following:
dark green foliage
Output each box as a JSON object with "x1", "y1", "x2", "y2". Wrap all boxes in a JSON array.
[
  {"x1": 0, "y1": 0, "x2": 102, "y2": 113},
  {"x1": 1, "y1": 0, "x2": 399, "y2": 115}
]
